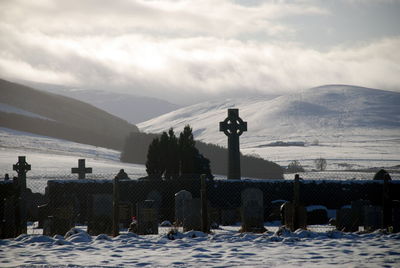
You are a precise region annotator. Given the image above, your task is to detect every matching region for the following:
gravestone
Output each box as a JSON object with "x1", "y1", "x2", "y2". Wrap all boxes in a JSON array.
[
  {"x1": 241, "y1": 188, "x2": 265, "y2": 233},
  {"x1": 175, "y1": 190, "x2": 192, "y2": 226},
  {"x1": 147, "y1": 190, "x2": 162, "y2": 210},
  {"x1": 119, "y1": 202, "x2": 133, "y2": 228},
  {"x1": 183, "y1": 198, "x2": 201, "y2": 232},
  {"x1": 13, "y1": 156, "x2": 31, "y2": 235},
  {"x1": 136, "y1": 200, "x2": 158, "y2": 235},
  {"x1": 43, "y1": 205, "x2": 74, "y2": 236},
  {"x1": 306, "y1": 205, "x2": 328, "y2": 225},
  {"x1": 351, "y1": 200, "x2": 370, "y2": 231},
  {"x1": 284, "y1": 202, "x2": 307, "y2": 231},
  {"x1": 71, "y1": 159, "x2": 92, "y2": 179},
  {"x1": 87, "y1": 194, "x2": 113, "y2": 235},
  {"x1": 336, "y1": 207, "x2": 353, "y2": 232},
  {"x1": 37, "y1": 204, "x2": 48, "y2": 228},
  {"x1": 392, "y1": 201, "x2": 400, "y2": 233},
  {"x1": 219, "y1": 109, "x2": 247, "y2": 180},
  {"x1": 364, "y1": 205, "x2": 383, "y2": 232},
  {"x1": 0, "y1": 197, "x2": 16, "y2": 238}
]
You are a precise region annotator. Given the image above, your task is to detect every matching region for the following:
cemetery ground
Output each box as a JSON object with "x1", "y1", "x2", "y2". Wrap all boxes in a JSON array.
[{"x1": 1, "y1": 128, "x2": 400, "y2": 267}]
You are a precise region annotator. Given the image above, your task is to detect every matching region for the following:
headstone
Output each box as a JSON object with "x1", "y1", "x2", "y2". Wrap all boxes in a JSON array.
[
  {"x1": 175, "y1": 190, "x2": 192, "y2": 226},
  {"x1": 241, "y1": 188, "x2": 265, "y2": 233},
  {"x1": 71, "y1": 159, "x2": 92, "y2": 179},
  {"x1": 284, "y1": 202, "x2": 307, "y2": 231},
  {"x1": 43, "y1": 205, "x2": 74, "y2": 236},
  {"x1": 219, "y1": 109, "x2": 247, "y2": 180},
  {"x1": 364, "y1": 205, "x2": 383, "y2": 232},
  {"x1": 0, "y1": 197, "x2": 16, "y2": 239},
  {"x1": 306, "y1": 205, "x2": 328, "y2": 225},
  {"x1": 87, "y1": 194, "x2": 113, "y2": 235},
  {"x1": 37, "y1": 204, "x2": 48, "y2": 228},
  {"x1": 183, "y1": 198, "x2": 202, "y2": 232},
  {"x1": 136, "y1": 200, "x2": 158, "y2": 235},
  {"x1": 119, "y1": 202, "x2": 133, "y2": 228},
  {"x1": 392, "y1": 200, "x2": 400, "y2": 233},
  {"x1": 13, "y1": 156, "x2": 30, "y2": 235},
  {"x1": 336, "y1": 207, "x2": 353, "y2": 232},
  {"x1": 351, "y1": 200, "x2": 370, "y2": 231}
]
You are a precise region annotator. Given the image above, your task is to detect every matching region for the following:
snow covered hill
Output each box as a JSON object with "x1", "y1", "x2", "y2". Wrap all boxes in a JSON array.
[{"x1": 139, "y1": 85, "x2": 400, "y2": 169}]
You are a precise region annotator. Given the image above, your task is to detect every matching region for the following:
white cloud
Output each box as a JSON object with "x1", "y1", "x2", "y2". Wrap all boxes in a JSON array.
[{"x1": 0, "y1": 0, "x2": 399, "y2": 104}]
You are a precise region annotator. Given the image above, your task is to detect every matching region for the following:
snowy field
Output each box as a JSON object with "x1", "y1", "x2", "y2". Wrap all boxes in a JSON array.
[{"x1": 1, "y1": 225, "x2": 399, "y2": 267}]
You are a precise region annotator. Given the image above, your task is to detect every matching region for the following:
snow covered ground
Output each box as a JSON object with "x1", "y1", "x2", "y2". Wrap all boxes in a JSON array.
[
  {"x1": 138, "y1": 85, "x2": 400, "y2": 171},
  {"x1": 1, "y1": 225, "x2": 399, "y2": 267}
]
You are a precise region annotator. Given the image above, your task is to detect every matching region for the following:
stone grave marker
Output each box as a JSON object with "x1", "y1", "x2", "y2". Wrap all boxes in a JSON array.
[
  {"x1": 336, "y1": 207, "x2": 353, "y2": 232},
  {"x1": 392, "y1": 201, "x2": 400, "y2": 233},
  {"x1": 175, "y1": 190, "x2": 192, "y2": 226},
  {"x1": 136, "y1": 200, "x2": 158, "y2": 235},
  {"x1": 87, "y1": 194, "x2": 113, "y2": 235},
  {"x1": 284, "y1": 202, "x2": 307, "y2": 231},
  {"x1": 364, "y1": 205, "x2": 383, "y2": 232},
  {"x1": 71, "y1": 159, "x2": 92, "y2": 179},
  {"x1": 351, "y1": 200, "x2": 370, "y2": 230},
  {"x1": 219, "y1": 109, "x2": 247, "y2": 180},
  {"x1": 43, "y1": 204, "x2": 74, "y2": 236},
  {"x1": 241, "y1": 188, "x2": 265, "y2": 233},
  {"x1": 0, "y1": 197, "x2": 16, "y2": 239},
  {"x1": 119, "y1": 202, "x2": 133, "y2": 228},
  {"x1": 221, "y1": 208, "x2": 238, "y2": 226},
  {"x1": 183, "y1": 198, "x2": 201, "y2": 232},
  {"x1": 147, "y1": 190, "x2": 162, "y2": 210}
]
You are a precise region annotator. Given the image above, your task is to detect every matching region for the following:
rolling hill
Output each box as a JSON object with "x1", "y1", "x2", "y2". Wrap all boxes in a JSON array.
[
  {"x1": 0, "y1": 79, "x2": 139, "y2": 150},
  {"x1": 138, "y1": 85, "x2": 400, "y2": 169}
]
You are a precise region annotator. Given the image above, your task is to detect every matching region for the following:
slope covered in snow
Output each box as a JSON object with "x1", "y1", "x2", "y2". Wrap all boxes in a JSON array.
[{"x1": 138, "y1": 85, "x2": 400, "y2": 169}]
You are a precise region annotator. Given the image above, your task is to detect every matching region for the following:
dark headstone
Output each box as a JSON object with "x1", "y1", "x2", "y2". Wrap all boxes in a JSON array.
[
  {"x1": 118, "y1": 202, "x2": 133, "y2": 228},
  {"x1": 183, "y1": 198, "x2": 201, "y2": 232},
  {"x1": 87, "y1": 194, "x2": 113, "y2": 235},
  {"x1": 221, "y1": 208, "x2": 238, "y2": 226},
  {"x1": 351, "y1": 200, "x2": 371, "y2": 230},
  {"x1": 364, "y1": 205, "x2": 383, "y2": 232},
  {"x1": 147, "y1": 190, "x2": 162, "y2": 210},
  {"x1": 241, "y1": 188, "x2": 265, "y2": 233},
  {"x1": 43, "y1": 205, "x2": 74, "y2": 236},
  {"x1": 306, "y1": 205, "x2": 328, "y2": 225},
  {"x1": 392, "y1": 201, "x2": 400, "y2": 233},
  {"x1": 136, "y1": 200, "x2": 158, "y2": 235},
  {"x1": 0, "y1": 197, "x2": 16, "y2": 238},
  {"x1": 219, "y1": 109, "x2": 247, "y2": 180},
  {"x1": 373, "y1": 169, "x2": 391, "y2": 180},
  {"x1": 71, "y1": 159, "x2": 92, "y2": 179},
  {"x1": 336, "y1": 207, "x2": 353, "y2": 232},
  {"x1": 37, "y1": 204, "x2": 48, "y2": 228},
  {"x1": 284, "y1": 202, "x2": 307, "y2": 231},
  {"x1": 175, "y1": 190, "x2": 192, "y2": 226}
]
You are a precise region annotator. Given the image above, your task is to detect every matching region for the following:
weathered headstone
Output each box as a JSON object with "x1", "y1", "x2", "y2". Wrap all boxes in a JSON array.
[
  {"x1": 219, "y1": 109, "x2": 247, "y2": 180},
  {"x1": 183, "y1": 198, "x2": 202, "y2": 232},
  {"x1": 336, "y1": 207, "x2": 353, "y2": 232},
  {"x1": 351, "y1": 200, "x2": 371, "y2": 229},
  {"x1": 392, "y1": 200, "x2": 400, "y2": 233},
  {"x1": 364, "y1": 205, "x2": 383, "y2": 232},
  {"x1": 284, "y1": 202, "x2": 307, "y2": 231},
  {"x1": 43, "y1": 205, "x2": 74, "y2": 236},
  {"x1": 87, "y1": 194, "x2": 113, "y2": 235},
  {"x1": 71, "y1": 159, "x2": 92, "y2": 179},
  {"x1": 175, "y1": 190, "x2": 192, "y2": 226},
  {"x1": 241, "y1": 188, "x2": 265, "y2": 233},
  {"x1": 306, "y1": 205, "x2": 328, "y2": 225},
  {"x1": 147, "y1": 190, "x2": 162, "y2": 210},
  {"x1": 136, "y1": 200, "x2": 158, "y2": 235}
]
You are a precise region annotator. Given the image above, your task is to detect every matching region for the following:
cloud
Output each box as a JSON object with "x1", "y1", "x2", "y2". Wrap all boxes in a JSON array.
[{"x1": 0, "y1": 0, "x2": 399, "y2": 104}]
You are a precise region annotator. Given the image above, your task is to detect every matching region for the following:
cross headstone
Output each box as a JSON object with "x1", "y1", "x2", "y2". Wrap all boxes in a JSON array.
[
  {"x1": 71, "y1": 159, "x2": 92, "y2": 179},
  {"x1": 13, "y1": 156, "x2": 31, "y2": 189},
  {"x1": 219, "y1": 109, "x2": 247, "y2": 180},
  {"x1": 241, "y1": 188, "x2": 265, "y2": 233}
]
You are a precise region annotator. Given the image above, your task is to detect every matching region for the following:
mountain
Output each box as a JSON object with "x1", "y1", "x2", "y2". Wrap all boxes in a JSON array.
[
  {"x1": 138, "y1": 85, "x2": 400, "y2": 169},
  {"x1": 12, "y1": 79, "x2": 181, "y2": 124},
  {"x1": 0, "y1": 79, "x2": 138, "y2": 151}
]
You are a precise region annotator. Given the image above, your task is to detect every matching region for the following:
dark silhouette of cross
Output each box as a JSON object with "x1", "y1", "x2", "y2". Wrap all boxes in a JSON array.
[
  {"x1": 71, "y1": 159, "x2": 92, "y2": 179},
  {"x1": 13, "y1": 156, "x2": 31, "y2": 188},
  {"x1": 219, "y1": 109, "x2": 247, "y2": 180}
]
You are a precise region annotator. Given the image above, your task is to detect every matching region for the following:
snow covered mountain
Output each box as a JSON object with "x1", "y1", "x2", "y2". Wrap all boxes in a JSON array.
[{"x1": 138, "y1": 85, "x2": 400, "y2": 169}]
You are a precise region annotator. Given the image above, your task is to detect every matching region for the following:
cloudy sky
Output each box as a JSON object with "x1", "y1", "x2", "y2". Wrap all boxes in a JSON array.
[{"x1": 1, "y1": 0, "x2": 399, "y2": 104}]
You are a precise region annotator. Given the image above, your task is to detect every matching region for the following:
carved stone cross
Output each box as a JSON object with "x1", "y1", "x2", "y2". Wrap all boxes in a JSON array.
[
  {"x1": 13, "y1": 156, "x2": 31, "y2": 189},
  {"x1": 219, "y1": 109, "x2": 247, "y2": 180},
  {"x1": 71, "y1": 159, "x2": 92, "y2": 179}
]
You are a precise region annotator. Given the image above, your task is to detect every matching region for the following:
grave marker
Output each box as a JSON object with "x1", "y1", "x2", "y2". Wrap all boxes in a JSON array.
[
  {"x1": 88, "y1": 194, "x2": 113, "y2": 235},
  {"x1": 13, "y1": 156, "x2": 30, "y2": 235},
  {"x1": 364, "y1": 205, "x2": 383, "y2": 232},
  {"x1": 175, "y1": 190, "x2": 192, "y2": 226},
  {"x1": 71, "y1": 159, "x2": 92, "y2": 179},
  {"x1": 136, "y1": 200, "x2": 158, "y2": 235},
  {"x1": 241, "y1": 188, "x2": 265, "y2": 233},
  {"x1": 183, "y1": 198, "x2": 202, "y2": 232},
  {"x1": 219, "y1": 109, "x2": 247, "y2": 180}
]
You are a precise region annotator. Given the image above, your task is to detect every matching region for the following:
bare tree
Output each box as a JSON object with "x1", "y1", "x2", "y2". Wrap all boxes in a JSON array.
[{"x1": 314, "y1": 157, "x2": 327, "y2": 171}]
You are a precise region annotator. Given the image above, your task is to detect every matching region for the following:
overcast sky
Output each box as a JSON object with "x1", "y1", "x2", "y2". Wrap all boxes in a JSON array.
[{"x1": 1, "y1": 0, "x2": 399, "y2": 104}]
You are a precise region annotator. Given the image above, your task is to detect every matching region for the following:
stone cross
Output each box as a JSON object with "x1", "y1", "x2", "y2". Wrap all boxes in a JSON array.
[
  {"x1": 71, "y1": 159, "x2": 92, "y2": 179},
  {"x1": 219, "y1": 109, "x2": 247, "y2": 180},
  {"x1": 13, "y1": 156, "x2": 31, "y2": 189}
]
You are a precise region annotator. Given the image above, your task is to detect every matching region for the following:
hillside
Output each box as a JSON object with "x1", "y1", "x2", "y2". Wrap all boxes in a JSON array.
[
  {"x1": 0, "y1": 79, "x2": 138, "y2": 150},
  {"x1": 138, "y1": 85, "x2": 400, "y2": 169}
]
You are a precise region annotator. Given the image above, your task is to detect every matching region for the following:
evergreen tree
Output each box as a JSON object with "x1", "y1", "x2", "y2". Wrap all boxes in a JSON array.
[
  {"x1": 179, "y1": 125, "x2": 197, "y2": 175},
  {"x1": 165, "y1": 128, "x2": 179, "y2": 180},
  {"x1": 145, "y1": 137, "x2": 164, "y2": 179}
]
